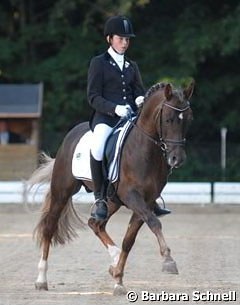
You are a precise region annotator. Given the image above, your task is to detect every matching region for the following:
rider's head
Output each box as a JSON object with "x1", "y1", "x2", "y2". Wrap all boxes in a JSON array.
[
  {"x1": 104, "y1": 16, "x2": 135, "y2": 54},
  {"x1": 104, "y1": 15, "x2": 135, "y2": 38}
]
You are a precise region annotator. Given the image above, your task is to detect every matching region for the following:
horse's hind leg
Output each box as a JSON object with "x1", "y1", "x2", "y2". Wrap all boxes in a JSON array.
[
  {"x1": 109, "y1": 212, "x2": 144, "y2": 295},
  {"x1": 35, "y1": 239, "x2": 50, "y2": 290},
  {"x1": 35, "y1": 193, "x2": 74, "y2": 290},
  {"x1": 35, "y1": 182, "x2": 82, "y2": 290},
  {"x1": 34, "y1": 191, "x2": 52, "y2": 290},
  {"x1": 88, "y1": 201, "x2": 122, "y2": 272}
]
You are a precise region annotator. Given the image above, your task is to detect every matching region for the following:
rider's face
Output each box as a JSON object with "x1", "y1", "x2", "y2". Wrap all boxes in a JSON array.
[{"x1": 109, "y1": 35, "x2": 130, "y2": 54}]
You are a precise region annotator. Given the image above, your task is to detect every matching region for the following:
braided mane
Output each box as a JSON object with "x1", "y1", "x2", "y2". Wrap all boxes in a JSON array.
[
  {"x1": 144, "y1": 82, "x2": 167, "y2": 100},
  {"x1": 144, "y1": 82, "x2": 184, "y2": 103}
]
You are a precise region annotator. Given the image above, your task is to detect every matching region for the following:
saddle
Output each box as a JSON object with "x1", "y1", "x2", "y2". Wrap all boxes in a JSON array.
[
  {"x1": 71, "y1": 117, "x2": 135, "y2": 185},
  {"x1": 103, "y1": 117, "x2": 135, "y2": 183}
]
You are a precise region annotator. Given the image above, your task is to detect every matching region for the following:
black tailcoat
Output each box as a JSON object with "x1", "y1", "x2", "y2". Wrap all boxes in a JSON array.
[{"x1": 87, "y1": 51, "x2": 145, "y2": 130}]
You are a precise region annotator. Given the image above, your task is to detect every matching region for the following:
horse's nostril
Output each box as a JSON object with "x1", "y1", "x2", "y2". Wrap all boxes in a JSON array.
[{"x1": 168, "y1": 156, "x2": 177, "y2": 167}]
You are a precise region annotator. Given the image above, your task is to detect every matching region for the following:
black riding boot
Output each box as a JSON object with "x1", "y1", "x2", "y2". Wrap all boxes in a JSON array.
[
  {"x1": 153, "y1": 202, "x2": 171, "y2": 217},
  {"x1": 90, "y1": 153, "x2": 108, "y2": 221}
]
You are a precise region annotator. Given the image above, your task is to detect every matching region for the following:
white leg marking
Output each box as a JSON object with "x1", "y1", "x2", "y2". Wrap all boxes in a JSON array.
[
  {"x1": 107, "y1": 245, "x2": 121, "y2": 267},
  {"x1": 36, "y1": 257, "x2": 48, "y2": 283}
]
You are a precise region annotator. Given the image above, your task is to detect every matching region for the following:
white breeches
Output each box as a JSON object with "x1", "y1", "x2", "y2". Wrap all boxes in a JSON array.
[{"x1": 90, "y1": 123, "x2": 113, "y2": 161}]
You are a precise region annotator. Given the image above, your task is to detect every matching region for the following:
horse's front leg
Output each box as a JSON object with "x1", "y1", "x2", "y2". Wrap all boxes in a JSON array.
[
  {"x1": 126, "y1": 190, "x2": 178, "y2": 275},
  {"x1": 109, "y1": 212, "x2": 144, "y2": 295},
  {"x1": 150, "y1": 218, "x2": 178, "y2": 274}
]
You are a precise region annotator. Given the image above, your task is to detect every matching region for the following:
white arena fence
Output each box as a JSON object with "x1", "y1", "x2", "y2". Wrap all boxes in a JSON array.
[{"x1": 0, "y1": 181, "x2": 239, "y2": 204}]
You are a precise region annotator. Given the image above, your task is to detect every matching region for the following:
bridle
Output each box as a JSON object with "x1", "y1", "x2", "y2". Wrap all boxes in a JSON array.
[
  {"x1": 129, "y1": 100, "x2": 191, "y2": 153},
  {"x1": 158, "y1": 101, "x2": 190, "y2": 148}
]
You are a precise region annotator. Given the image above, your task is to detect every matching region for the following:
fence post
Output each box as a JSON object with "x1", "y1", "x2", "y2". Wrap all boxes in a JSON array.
[
  {"x1": 210, "y1": 181, "x2": 214, "y2": 203},
  {"x1": 22, "y1": 180, "x2": 28, "y2": 204}
]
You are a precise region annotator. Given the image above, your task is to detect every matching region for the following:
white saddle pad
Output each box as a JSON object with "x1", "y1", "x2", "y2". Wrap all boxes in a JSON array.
[
  {"x1": 72, "y1": 120, "x2": 132, "y2": 182},
  {"x1": 72, "y1": 130, "x2": 92, "y2": 181}
]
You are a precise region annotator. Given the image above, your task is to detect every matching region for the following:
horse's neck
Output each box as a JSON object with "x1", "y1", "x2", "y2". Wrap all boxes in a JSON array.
[
  {"x1": 125, "y1": 125, "x2": 167, "y2": 185},
  {"x1": 132, "y1": 94, "x2": 167, "y2": 162},
  {"x1": 137, "y1": 95, "x2": 163, "y2": 137}
]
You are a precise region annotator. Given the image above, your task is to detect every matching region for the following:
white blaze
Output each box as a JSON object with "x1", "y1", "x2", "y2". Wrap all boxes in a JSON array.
[{"x1": 179, "y1": 112, "x2": 183, "y2": 120}]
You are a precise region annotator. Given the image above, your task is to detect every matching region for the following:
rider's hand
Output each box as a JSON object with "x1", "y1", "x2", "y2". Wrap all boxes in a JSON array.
[
  {"x1": 115, "y1": 104, "x2": 132, "y2": 117},
  {"x1": 135, "y1": 96, "x2": 144, "y2": 108}
]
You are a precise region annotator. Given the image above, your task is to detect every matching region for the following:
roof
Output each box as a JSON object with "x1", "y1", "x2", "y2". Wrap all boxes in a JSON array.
[{"x1": 0, "y1": 83, "x2": 43, "y2": 118}]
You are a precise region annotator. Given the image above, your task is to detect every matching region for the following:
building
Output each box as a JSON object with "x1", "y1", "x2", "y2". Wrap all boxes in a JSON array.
[{"x1": 0, "y1": 83, "x2": 43, "y2": 180}]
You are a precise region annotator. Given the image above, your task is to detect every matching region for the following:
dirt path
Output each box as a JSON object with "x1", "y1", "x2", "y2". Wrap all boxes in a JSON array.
[{"x1": 0, "y1": 203, "x2": 239, "y2": 305}]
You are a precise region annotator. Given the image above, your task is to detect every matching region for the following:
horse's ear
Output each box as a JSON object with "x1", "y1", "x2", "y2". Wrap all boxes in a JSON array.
[
  {"x1": 164, "y1": 83, "x2": 173, "y2": 100},
  {"x1": 184, "y1": 80, "x2": 195, "y2": 100}
]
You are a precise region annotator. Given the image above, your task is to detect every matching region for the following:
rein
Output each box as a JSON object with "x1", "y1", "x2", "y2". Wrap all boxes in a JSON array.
[
  {"x1": 129, "y1": 118, "x2": 168, "y2": 152},
  {"x1": 129, "y1": 100, "x2": 190, "y2": 153}
]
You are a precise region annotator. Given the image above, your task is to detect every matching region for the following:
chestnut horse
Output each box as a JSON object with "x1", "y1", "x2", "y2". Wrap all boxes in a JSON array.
[{"x1": 28, "y1": 81, "x2": 194, "y2": 295}]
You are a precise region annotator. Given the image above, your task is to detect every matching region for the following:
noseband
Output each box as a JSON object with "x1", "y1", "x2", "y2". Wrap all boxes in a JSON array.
[{"x1": 131, "y1": 100, "x2": 190, "y2": 153}]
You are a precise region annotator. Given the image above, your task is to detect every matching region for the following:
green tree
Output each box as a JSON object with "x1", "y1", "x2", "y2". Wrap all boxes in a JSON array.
[{"x1": 0, "y1": 0, "x2": 239, "y2": 180}]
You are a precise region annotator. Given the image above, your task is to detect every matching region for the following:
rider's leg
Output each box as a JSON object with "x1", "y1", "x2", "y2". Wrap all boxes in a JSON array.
[
  {"x1": 90, "y1": 123, "x2": 113, "y2": 220},
  {"x1": 90, "y1": 153, "x2": 108, "y2": 220}
]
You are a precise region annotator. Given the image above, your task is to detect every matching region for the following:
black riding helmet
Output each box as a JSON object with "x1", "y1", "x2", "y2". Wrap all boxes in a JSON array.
[{"x1": 104, "y1": 16, "x2": 135, "y2": 38}]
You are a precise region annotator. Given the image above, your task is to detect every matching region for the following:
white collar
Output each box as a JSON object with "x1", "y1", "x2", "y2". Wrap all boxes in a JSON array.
[{"x1": 108, "y1": 47, "x2": 124, "y2": 70}]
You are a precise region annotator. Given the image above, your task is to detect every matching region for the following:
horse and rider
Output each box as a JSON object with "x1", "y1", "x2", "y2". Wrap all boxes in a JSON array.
[{"x1": 29, "y1": 15, "x2": 194, "y2": 294}]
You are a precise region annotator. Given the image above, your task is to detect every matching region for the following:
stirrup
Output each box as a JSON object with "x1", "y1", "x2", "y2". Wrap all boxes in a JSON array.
[
  {"x1": 154, "y1": 195, "x2": 171, "y2": 217},
  {"x1": 91, "y1": 198, "x2": 108, "y2": 221},
  {"x1": 153, "y1": 204, "x2": 171, "y2": 217}
]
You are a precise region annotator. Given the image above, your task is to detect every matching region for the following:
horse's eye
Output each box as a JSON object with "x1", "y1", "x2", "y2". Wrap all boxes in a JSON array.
[{"x1": 166, "y1": 118, "x2": 173, "y2": 123}]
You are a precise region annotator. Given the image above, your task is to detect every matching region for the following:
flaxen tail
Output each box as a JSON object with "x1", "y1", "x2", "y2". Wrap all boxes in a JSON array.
[
  {"x1": 27, "y1": 152, "x2": 54, "y2": 188},
  {"x1": 28, "y1": 152, "x2": 85, "y2": 247}
]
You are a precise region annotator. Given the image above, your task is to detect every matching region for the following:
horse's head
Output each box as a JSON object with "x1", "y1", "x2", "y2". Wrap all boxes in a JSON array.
[
  {"x1": 159, "y1": 82, "x2": 194, "y2": 168},
  {"x1": 140, "y1": 81, "x2": 194, "y2": 168}
]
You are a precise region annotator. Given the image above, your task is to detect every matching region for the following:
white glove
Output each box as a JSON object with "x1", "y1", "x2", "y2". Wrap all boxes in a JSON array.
[
  {"x1": 115, "y1": 104, "x2": 132, "y2": 117},
  {"x1": 135, "y1": 96, "x2": 144, "y2": 108}
]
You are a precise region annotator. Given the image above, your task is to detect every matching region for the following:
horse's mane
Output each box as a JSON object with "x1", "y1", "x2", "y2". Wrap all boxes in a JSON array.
[
  {"x1": 144, "y1": 82, "x2": 184, "y2": 103},
  {"x1": 144, "y1": 82, "x2": 167, "y2": 100}
]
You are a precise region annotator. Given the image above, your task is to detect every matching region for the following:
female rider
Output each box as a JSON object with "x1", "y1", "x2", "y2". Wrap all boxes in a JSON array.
[{"x1": 88, "y1": 15, "x2": 170, "y2": 220}]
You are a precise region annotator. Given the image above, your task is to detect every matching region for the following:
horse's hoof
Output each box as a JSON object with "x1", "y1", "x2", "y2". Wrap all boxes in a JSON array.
[
  {"x1": 35, "y1": 282, "x2": 48, "y2": 290},
  {"x1": 162, "y1": 259, "x2": 179, "y2": 274},
  {"x1": 113, "y1": 284, "x2": 127, "y2": 296}
]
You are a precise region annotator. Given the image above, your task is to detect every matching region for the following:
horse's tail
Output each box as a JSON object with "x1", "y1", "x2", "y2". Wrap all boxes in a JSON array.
[
  {"x1": 28, "y1": 152, "x2": 86, "y2": 247},
  {"x1": 27, "y1": 152, "x2": 54, "y2": 188}
]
